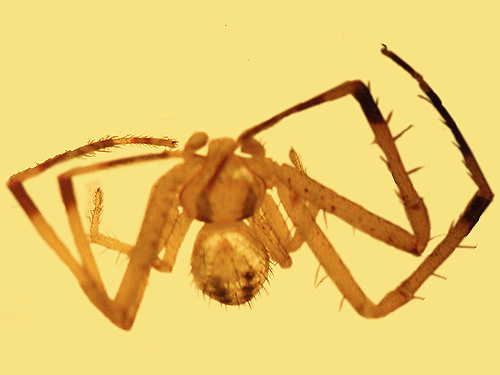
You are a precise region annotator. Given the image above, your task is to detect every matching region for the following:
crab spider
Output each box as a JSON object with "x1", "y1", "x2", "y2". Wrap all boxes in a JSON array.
[{"x1": 7, "y1": 46, "x2": 493, "y2": 330}]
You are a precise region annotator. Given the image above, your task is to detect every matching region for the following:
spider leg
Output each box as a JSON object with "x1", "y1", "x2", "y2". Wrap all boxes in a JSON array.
[
  {"x1": 7, "y1": 136, "x2": 179, "y2": 273},
  {"x1": 89, "y1": 186, "x2": 193, "y2": 272},
  {"x1": 7, "y1": 138, "x2": 201, "y2": 329},
  {"x1": 247, "y1": 148, "x2": 319, "y2": 268},
  {"x1": 372, "y1": 46, "x2": 494, "y2": 314},
  {"x1": 247, "y1": 193, "x2": 294, "y2": 268},
  {"x1": 112, "y1": 164, "x2": 198, "y2": 328},
  {"x1": 277, "y1": 182, "x2": 377, "y2": 316},
  {"x1": 89, "y1": 186, "x2": 134, "y2": 255},
  {"x1": 239, "y1": 74, "x2": 431, "y2": 255},
  {"x1": 8, "y1": 135, "x2": 177, "y2": 184},
  {"x1": 380, "y1": 45, "x2": 493, "y2": 209},
  {"x1": 270, "y1": 160, "x2": 421, "y2": 254},
  {"x1": 274, "y1": 47, "x2": 493, "y2": 317},
  {"x1": 7, "y1": 137, "x2": 178, "y2": 285},
  {"x1": 57, "y1": 155, "x2": 199, "y2": 329},
  {"x1": 286, "y1": 147, "x2": 321, "y2": 252}
]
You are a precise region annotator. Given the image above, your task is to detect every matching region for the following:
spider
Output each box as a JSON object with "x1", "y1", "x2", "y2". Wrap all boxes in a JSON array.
[{"x1": 7, "y1": 46, "x2": 493, "y2": 330}]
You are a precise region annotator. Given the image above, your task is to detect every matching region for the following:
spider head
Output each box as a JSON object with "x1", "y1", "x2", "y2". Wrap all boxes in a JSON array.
[
  {"x1": 190, "y1": 221, "x2": 270, "y2": 305},
  {"x1": 180, "y1": 137, "x2": 266, "y2": 223}
]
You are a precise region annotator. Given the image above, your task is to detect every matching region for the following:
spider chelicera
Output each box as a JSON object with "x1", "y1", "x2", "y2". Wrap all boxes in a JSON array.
[{"x1": 7, "y1": 46, "x2": 493, "y2": 330}]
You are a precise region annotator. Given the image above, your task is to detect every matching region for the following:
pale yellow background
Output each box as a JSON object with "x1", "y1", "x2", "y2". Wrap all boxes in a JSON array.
[{"x1": 1, "y1": 2, "x2": 499, "y2": 374}]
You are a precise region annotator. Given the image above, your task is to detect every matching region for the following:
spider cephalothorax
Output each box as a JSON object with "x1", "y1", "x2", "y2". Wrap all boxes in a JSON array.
[
  {"x1": 7, "y1": 46, "x2": 492, "y2": 330},
  {"x1": 179, "y1": 135, "x2": 267, "y2": 223},
  {"x1": 178, "y1": 134, "x2": 271, "y2": 305}
]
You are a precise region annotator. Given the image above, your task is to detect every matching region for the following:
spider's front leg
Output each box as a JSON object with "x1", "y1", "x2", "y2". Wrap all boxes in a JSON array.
[{"x1": 7, "y1": 136, "x2": 178, "y2": 286}]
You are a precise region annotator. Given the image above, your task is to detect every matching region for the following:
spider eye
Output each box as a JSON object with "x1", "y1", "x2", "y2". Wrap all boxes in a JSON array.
[{"x1": 190, "y1": 222, "x2": 270, "y2": 305}]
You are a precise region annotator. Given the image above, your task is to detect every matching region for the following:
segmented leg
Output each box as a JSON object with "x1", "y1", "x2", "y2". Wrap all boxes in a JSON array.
[
  {"x1": 239, "y1": 78, "x2": 430, "y2": 256},
  {"x1": 58, "y1": 158, "x2": 198, "y2": 329},
  {"x1": 247, "y1": 148, "x2": 319, "y2": 268},
  {"x1": 272, "y1": 47, "x2": 493, "y2": 317},
  {"x1": 7, "y1": 137, "x2": 178, "y2": 286},
  {"x1": 6, "y1": 136, "x2": 193, "y2": 329},
  {"x1": 89, "y1": 186, "x2": 192, "y2": 272}
]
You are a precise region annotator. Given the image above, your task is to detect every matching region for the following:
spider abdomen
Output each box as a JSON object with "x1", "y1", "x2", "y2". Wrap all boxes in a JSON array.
[{"x1": 190, "y1": 221, "x2": 270, "y2": 305}]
